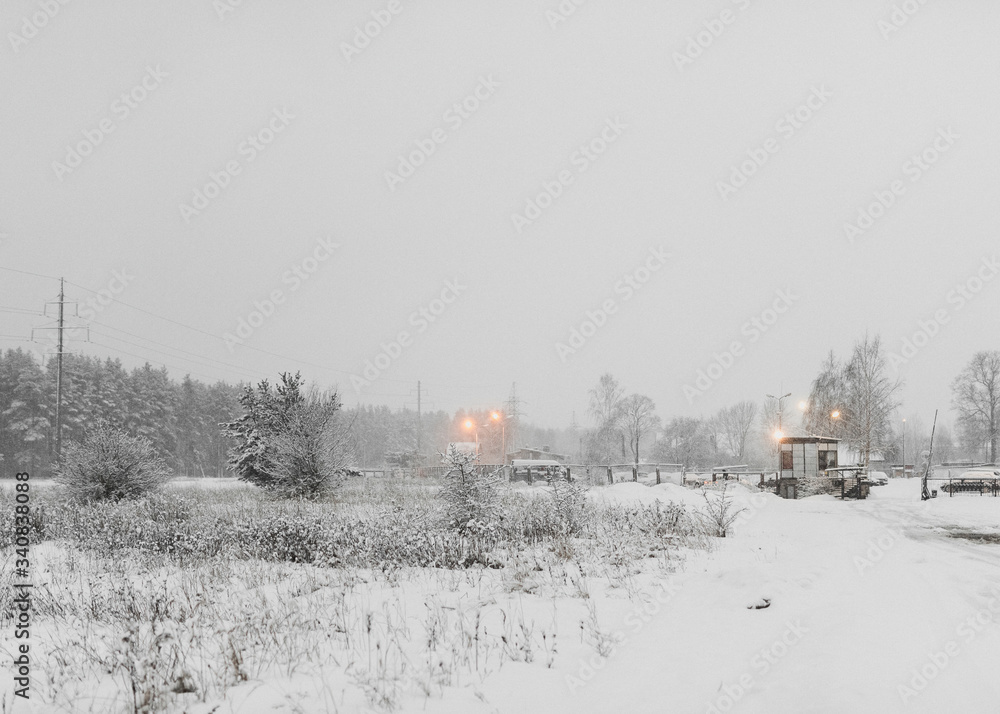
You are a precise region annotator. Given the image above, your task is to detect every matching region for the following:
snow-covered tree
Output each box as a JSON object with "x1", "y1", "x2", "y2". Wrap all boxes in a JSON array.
[
  {"x1": 951, "y1": 351, "x2": 1000, "y2": 463},
  {"x1": 842, "y1": 335, "x2": 902, "y2": 469},
  {"x1": 619, "y1": 393, "x2": 660, "y2": 464},
  {"x1": 224, "y1": 372, "x2": 350, "y2": 498},
  {"x1": 587, "y1": 373, "x2": 625, "y2": 462},
  {"x1": 716, "y1": 401, "x2": 758, "y2": 462},
  {"x1": 804, "y1": 351, "x2": 847, "y2": 438},
  {"x1": 654, "y1": 417, "x2": 714, "y2": 468},
  {"x1": 440, "y1": 444, "x2": 503, "y2": 533}
]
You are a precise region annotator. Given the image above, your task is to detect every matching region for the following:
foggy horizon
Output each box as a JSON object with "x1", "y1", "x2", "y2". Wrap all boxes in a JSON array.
[{"x1": 3, "y1": 1, "x2": 998, "y2": 431}]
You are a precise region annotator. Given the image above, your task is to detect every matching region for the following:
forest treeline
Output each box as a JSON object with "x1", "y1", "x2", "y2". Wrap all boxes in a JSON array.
[{"x1": 0, "y1": 348, "x2": 559, "y2": 477}]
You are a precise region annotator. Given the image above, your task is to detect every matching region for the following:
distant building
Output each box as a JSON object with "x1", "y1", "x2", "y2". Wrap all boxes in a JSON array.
[
  {"x1": 446, "y1": 442, "x2": 480, "y2": 459},
  {"x1": 509, "y1": 459, "x2": 566, "y2": 483},
  {"x1": 779, "y1": 436, "x2": 840, "y2": 479},
  {"x1": 506, "y1": 445, "x2": 568, "y2": 464},
  {"x1": 777, "y1": 436, "x2": 840, "y2": 499}
]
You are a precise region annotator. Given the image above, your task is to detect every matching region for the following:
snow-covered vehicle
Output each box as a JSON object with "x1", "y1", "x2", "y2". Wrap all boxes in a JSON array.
[{"x1": 867, "y1": 471, "x2": 889, "y2": 486}]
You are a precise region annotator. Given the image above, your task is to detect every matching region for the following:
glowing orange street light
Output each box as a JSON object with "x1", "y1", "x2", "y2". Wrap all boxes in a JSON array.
[
  {"x1": 773, "y1": 429, "x2": 784, "y2": 441},
  {"x1": 491, "y1": 411, "x2": 507, "y2": 465},
  {"x1": 831, "y1": 410, "x2": 840, "y2": 419},
  {"x1": 463, "y1": 419, "x2": 480, "y2": 454}
]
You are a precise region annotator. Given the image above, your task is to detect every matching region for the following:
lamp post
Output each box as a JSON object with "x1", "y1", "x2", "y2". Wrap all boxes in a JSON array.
[
  {"x1": 491, "y1": 411, "x2": 507, "y2": 466},
  {"x1": 767, "y1": 392, "x2": 792, "y2": 435},
  {"x1": 902, "y1": 418, "x2": 906, "y2": 478},
  {"x1": 464, "y1": 419, "x2": 479, "y2": 456}
]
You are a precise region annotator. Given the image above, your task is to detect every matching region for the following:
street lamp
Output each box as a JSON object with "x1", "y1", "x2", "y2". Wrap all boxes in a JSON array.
[
  {"x1": 767, "y1": 392, "x2": 792, "y2": 434},
  {"x1": 464, "y1": 419, "x2": 479, "y2": 454},
  {"x1": 491, "y1": 411, "x2": 507, "y2": 466},
  {"x1": 902, "y1": 418, "x2": 906, "y2": 478}
]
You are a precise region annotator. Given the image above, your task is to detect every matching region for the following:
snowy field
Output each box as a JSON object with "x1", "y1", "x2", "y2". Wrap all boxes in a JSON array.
[{"x1": 3, "y1": 479, "x2": 1000, "y2": 713}]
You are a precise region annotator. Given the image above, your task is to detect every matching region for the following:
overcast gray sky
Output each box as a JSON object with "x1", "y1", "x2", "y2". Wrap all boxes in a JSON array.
[{"x1": 1, "y1": 0, "x2": 998, "y2": 428}]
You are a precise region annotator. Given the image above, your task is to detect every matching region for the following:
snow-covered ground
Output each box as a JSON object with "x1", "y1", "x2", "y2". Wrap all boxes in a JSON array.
[
  {"x1": 512, "y1": 479, "x2": 1000, "y2": 714},
  {"x1": 7, "y1": 479, "x2": 1000, "y2": 714},
  {"x1": 481, "y1": 480, "x2": 1000, "y2": 714},
  {"x1": 197, "y1": 481, "x2": 1000, "y2": 713}
]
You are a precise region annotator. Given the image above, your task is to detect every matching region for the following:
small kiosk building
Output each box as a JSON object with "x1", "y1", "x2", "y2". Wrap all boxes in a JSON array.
[{"x1": 777, "y1": 436, "x2": 840, "y2": 499}]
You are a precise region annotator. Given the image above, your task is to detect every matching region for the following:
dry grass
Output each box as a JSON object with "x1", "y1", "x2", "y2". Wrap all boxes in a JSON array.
[{"x1": 0, "y1": 477, "x2": 706, "y2": 713}]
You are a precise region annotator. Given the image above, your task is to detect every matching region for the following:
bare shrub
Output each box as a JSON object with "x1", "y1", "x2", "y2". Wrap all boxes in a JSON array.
[{"x1": 697, "y1": 481, "x2": 746, "y2": 537}]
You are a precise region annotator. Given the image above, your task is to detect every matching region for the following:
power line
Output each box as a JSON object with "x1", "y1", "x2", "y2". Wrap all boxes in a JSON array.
[
  {"x1": 63, "y1": 277, "x2": 400, "y2": 380},
  {"x1": 0, "y1": 266, "x2": 58, "y2": 281},
  {"x1": 88, "y1": 325, "x2": 265, "y2": 381},
  {"x1": 87, "y1": 339, "x2": 231, "y2": 384},
  {"x1": 0, "y1": 305, "x2": 44, "y2": 316},
  {"x1": 3, "y1": 266, "x2": 508, "y2": 392}
]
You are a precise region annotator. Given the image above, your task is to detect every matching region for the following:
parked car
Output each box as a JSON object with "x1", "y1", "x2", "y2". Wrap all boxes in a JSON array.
[
  {"x1": 867, "y1": 471, "x2": 889, "y2": 486},
  {"x1": 955, "y1": 469, "x2": 1000, "y2": 480}
]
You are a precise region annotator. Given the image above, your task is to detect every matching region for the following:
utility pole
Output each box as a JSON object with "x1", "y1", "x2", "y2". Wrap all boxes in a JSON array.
[
  {"x1": 416, "y1": 380, "x2": 421, "y2": 456},
  {"x1": 504, "y1": 382, "x2": 522, "y2": 452},
  {"x1": 56, "y1": 278, "x2": 64, "y2": 460},
  {"x1": 32, "y1": 278, "x2": 82, "y2": 464}
]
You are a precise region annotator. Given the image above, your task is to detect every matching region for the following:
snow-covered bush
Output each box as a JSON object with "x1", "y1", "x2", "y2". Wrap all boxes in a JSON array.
[
  {"x1": 56, "y1": 420, "x2": 171, "y2": 502},
  {"x1": 546, "y1": 474, "x2": 588, "y2": 535},
  {"x1": 439, "y1": 446, "x2": 504, "y2": 534},
  {"x1": 23, "y1": 476, "x2": 705, "y2": 571}
]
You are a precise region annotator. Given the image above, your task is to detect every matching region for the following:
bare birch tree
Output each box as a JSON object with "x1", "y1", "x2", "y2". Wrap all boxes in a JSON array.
[
  {"x1": 619, "y1": 393, "x2": 660, "y2": 464},
  {"x1": 842, "y1": 334, "x2": 902, "y2": 469},
  {"x1": 951, "y1": 351, "x2": 1000, "y2": 463},
  {"x1": 587, "y1": 373, "x2": 624, "y2": 462},
  {"x1": 717, "y1": 401, "x2": 759, "y2": 461}
]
